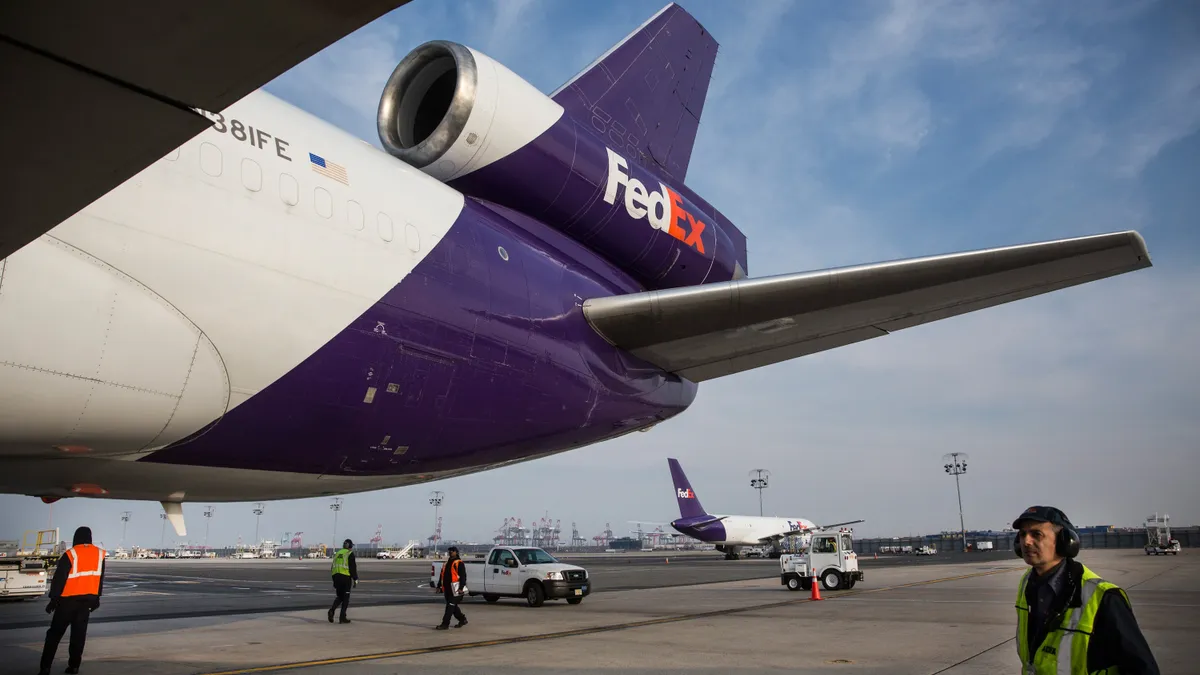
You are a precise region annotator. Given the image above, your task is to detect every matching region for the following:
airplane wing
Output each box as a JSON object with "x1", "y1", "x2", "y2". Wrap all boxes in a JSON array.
[
  {"x1": 0, "y1": 0, "x2": 415, "y2": 260},
  {"x1": 758, "y1": 532, "x2": 803, "y2": 544},
  {"x1": 583, "y1": 231, "x2": 1151, "y2": 382}
]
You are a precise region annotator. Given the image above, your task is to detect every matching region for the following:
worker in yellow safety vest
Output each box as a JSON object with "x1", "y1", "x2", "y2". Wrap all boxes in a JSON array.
[
  {"x1": 1012, "y1": 506, "x2": 1158, "y2": 674},
  {"x1": 328, "y1": 539, "x2": 358, "y2": 624},
  {"x1": 39, "y1": 526, "x2": 106, "y2": 675}
]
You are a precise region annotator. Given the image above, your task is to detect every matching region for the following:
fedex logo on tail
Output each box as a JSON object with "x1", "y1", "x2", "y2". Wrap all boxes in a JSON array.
[
  {"x1": 677, "y1": 488, "x2": 695, "y2": 499},
  {"x1": 603, "y1": 147, "x2": 706, "y2": 254}
]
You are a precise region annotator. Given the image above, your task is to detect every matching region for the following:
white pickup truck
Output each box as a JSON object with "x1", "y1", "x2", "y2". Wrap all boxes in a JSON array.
[
  {"x1": 430, "y1": 546, "x2": 590, "y2": 607},
  {"x1": 780, "y1": 528, "x2": 864, "y2": 591}
]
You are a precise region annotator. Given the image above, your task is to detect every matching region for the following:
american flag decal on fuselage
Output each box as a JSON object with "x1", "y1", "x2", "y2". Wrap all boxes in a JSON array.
[{"x1": 309, "y1": 152, "x2": 349, "y2": 185}]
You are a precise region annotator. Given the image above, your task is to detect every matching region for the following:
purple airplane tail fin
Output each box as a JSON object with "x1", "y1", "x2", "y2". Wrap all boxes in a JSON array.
[
  {"x1": 551, "y1": 3, "x2": 717, "y2": 183},
  {"x1": 668, "y1": 457, "x2": 707, "y2": 519}
]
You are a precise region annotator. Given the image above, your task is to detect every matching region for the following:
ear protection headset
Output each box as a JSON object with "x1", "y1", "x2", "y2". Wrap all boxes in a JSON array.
[{"x1": 1013, "y1": 510, "x2": 1080, "y2": 559}]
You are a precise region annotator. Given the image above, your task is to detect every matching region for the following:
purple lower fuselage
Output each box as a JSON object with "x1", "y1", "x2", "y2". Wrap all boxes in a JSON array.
[
  {"x1": 142, "y1": 195, "x2": 697, "y2": 478},
  {"x1": 669, "y1": 516, "x2": 728, "y2": 543}
]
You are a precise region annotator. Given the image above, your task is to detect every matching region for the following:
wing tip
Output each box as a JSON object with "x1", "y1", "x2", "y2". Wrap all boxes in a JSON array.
[{"x1": 1122, "y1": 230, "x2": 1152, "y2": 268}]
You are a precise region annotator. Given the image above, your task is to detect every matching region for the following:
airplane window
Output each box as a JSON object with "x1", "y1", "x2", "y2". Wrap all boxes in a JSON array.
[
  {"x1": 241, "y1": 158, "x2": 262, "y2": 192},
  {"x1": 280, "y1": 173, "x2": 299, "y2": 206},
  {"x1": 347, "y1": 200, "x2": 364, "y2": 231},
  {"x1": 165, "y1": 148, "x2": 180, "y2": 162},
  {"x1": 314, "y1": 187, "x2": 332, "y2": 218},
  {"x1": 200, "y1": 142, "x2": 222, "y2": 177},
  {"x1": 377, "y1": 212, "x2": 394, "y2": 242},
  {"x1": 405, "y1": 223, "x2": 420, "y2": 252}
]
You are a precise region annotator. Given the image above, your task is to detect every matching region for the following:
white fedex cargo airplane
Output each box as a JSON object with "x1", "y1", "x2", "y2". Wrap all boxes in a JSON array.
[
  {"x1": 666, "y1": 459, "x2": 861, "y2": 559},
  {"x1": 1, "y1": 3, "x2": 1152, "y2": 538}
]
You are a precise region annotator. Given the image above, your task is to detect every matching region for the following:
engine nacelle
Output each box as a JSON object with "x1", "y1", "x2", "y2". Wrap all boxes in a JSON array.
[
  {"x1": 377, "y1": 40, "x2": 562, "y2": 182},
  {"x1": 378, "y1": 41, "x2": 742, "y2": 289}
]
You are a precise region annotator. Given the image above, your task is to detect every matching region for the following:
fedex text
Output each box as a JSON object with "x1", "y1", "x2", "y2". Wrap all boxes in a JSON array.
[
  {"x1": 603, "y1": 148, "x2": 706, "y2": 254},
  {"x1": 677, "y1": 488, "x2": 695, "y2": 499}
]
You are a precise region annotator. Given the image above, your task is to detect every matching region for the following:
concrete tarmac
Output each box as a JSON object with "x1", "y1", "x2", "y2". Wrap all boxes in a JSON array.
[
  {"x1": 0, "y1": 550, "x2": 1007, "y2": 629},
  {"x1": 1, "y1": 549, "x2": 1192, "y2": 673}
]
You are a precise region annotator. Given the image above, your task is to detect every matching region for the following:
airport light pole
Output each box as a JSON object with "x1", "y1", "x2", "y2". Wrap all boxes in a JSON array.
[
  {"x1": 120, "y1": 511, "x2": 131, "y2": 548},
  {"x1": 429, "y1": 491, "x2": 444, "y2": 556},
  {"x1": 253, "y1": 502, "x2": 265, "y2": 545},
  {"x1": 942, "y1": 452, "x2": 969, "y2": 552},
  {"x1": 748, "y1": 469, "x2": 771, "y2": 517},
  {"x1": 203, "y1": 506, "x2": 214, "y2": 552},
  {"x1": 330, "y1": 498, "x2": 343, "y2": 547},
  {"x1": 159, "y1": 512, "x2": 167, "y2": 554}
]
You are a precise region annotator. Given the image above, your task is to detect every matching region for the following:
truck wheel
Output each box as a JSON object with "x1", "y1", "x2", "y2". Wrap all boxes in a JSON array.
[
  {"x1": 525, "y1": 582, "x2": 545, "y2": 608},
  {"x1": 483, "y1": 594, "x2": 499, "y2": 603},
  {"x1": 567, "y1": 597, "x2": 583, "y2": 605},
  {"x1": 786, "y1": 576, "x2": 801, "y2": 591},
  {"x1": 821, "y1": 569, "x2": 843, "y2": 591}
]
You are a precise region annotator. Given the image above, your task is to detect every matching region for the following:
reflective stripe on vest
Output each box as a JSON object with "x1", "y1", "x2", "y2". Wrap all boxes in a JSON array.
[
  {"x1": 331, "y1": 549, "x2": 350, "y2": 576},
  {"x1": 449, "y1": 559, "x2": 461, "y2": 584},
  {"x1": 1015, "y1": 563, "x2": 1128, "y2": 674},
  {"x1": 62, "y1": 544, "x2": 106, "y2": 597}
]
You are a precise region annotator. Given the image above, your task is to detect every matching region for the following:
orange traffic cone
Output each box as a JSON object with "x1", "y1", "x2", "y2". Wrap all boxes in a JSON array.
[
  {"x1": 810, "y1": 571, "x2": 822, "y2": 601},
  {"x1": 665, "y1": 557, "x2": 669, "y2": 564}
]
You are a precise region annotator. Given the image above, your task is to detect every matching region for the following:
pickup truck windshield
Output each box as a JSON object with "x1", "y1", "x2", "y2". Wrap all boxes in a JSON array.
[{"x1": 514, "y1": 548, "x2": 559, "y2": 565}]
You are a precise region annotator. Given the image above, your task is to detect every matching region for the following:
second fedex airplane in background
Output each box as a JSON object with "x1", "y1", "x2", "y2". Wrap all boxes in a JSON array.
[{"x1": 667, "y1": 458, "x2": 862, "y2": 560}]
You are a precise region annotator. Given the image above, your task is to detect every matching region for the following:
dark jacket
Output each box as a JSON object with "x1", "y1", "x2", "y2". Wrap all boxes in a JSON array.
[
  {"x1": 1024, "y1": 559, "x2": 1158, "y2": 674},
  {"x1": 48, "y1": 527, "x2": 105, "y2": 610},
  {"x1": 438, "y1": 557, "x2": 467, "y2": 593}
]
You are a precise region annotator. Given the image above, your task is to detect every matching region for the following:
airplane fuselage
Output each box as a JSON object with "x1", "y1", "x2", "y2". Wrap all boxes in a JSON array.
[
  {"x1": 669, "y1": 515, "x2": 816, "y2": 547},
  {"x1": 0, "y1": 91, "x2": 695, "y2": 501}
]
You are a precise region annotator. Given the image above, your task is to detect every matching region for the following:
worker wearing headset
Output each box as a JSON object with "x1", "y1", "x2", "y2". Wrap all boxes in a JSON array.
[{"x1": 1012, "y1": 506, "x2": 1158, "y2": 674}]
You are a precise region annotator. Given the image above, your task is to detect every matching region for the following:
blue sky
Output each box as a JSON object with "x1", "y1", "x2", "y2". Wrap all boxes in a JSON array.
[{"x1": 4, "y1": 0, "x2": 1197, "y2": 550}]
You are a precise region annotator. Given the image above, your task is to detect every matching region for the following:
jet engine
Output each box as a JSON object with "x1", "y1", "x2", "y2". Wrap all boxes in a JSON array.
[{"x1": 376, "y1": 40, "x2": 563, "y2": 183}]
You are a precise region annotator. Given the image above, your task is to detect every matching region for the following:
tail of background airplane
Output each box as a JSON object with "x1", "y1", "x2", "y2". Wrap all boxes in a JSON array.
[
  {"x1": 668, "y1": 457, "x2": 708, "y2": 519},
  {"x1": 550, "y1": 3, "x2": 715, "y2": 185}
]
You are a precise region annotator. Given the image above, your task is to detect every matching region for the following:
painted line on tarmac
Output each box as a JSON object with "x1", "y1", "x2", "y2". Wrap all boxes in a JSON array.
[{"x1": 197, "y1": 566, "x2": 1025, "y2": 675}]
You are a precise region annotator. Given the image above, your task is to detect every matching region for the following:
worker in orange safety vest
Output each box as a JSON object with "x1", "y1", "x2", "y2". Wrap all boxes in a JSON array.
[
  {"x1": 435, "y1": 546, "x2": 468, "y2": 630},
  {"x1": 39, "y1": 526, "x2": 106, "y2": 675}
]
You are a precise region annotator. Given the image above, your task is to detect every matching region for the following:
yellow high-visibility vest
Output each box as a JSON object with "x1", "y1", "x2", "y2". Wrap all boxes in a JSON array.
[
  {"x1": 1015, "y1": 562, "x2": 1127, "y2": 674},
  {"x1": 331, "y1": 548, "x2": 351, "y2": 577}
]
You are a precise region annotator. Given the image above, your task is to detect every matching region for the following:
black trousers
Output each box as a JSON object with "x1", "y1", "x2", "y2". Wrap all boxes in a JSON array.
[
  {"x1": 440, "y1": 591, "x2": 466, "y2": 626},
  {"x1": 330, "y1": 575, "x2": 352, "y2": 619},
  {"x1": 40, "y1": 598, "x2": 91, "y2": 671}
]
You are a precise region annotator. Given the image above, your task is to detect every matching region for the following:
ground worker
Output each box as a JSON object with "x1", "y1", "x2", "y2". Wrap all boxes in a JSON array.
[
  {"x1": 435, "y1": 545, "x2": 468, "y2": 630},
  {"x1": 39, "y1": 526, "x2": 105, "y2": 675},
  {"x1": 1013, "y1": 505, "x2": 1159, "y2": 674},
  {"x1": 328, "y1": 538, "x2": 358, "y2": 624}
]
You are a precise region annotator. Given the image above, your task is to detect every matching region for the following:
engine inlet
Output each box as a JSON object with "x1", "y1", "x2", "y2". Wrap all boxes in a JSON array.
[{"x1": 377, "y1": 41, "x2": 478, "y2": 169}]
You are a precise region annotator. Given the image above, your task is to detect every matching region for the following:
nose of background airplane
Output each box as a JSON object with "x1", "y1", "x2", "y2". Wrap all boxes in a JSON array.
[{"x1": 0, "y1": 237, "x2": 230, "y2": 458}]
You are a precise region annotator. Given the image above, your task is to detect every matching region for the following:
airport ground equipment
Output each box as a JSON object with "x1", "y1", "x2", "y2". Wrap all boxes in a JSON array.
[
  {"x1": 1145, "y1": 513, "x2": 1181, "y2": 555},
  {"x1": 0, "y1": 557, "x2": 49, "y2": 600},
  {"x1": 430, "y1": 546, "x2": 589, "y2": 607},
  {"x1": 780, "y1": 527, "x2": 863, "y2": 591}
]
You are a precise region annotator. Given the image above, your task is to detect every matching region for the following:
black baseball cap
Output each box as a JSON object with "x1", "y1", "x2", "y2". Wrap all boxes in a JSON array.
[{"x1": 1013, "y1": 505, "x2": 1073, "y2": 530}]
